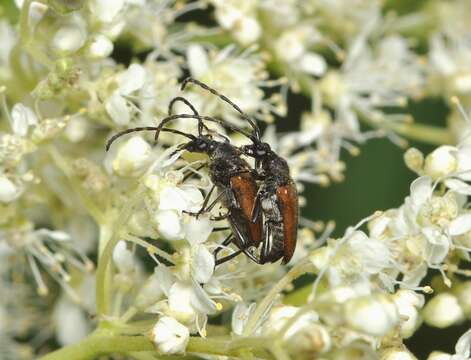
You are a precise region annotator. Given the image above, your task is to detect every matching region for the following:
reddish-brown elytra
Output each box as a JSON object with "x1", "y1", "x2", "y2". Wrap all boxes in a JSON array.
[{"x1": 181, "y1": 78, "x2": 299, "y2": 264}]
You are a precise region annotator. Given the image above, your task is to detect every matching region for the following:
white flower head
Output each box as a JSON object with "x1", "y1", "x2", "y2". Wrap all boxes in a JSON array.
[{"x1": 151, "y1": 316, "x2": 189, "y2": 354}]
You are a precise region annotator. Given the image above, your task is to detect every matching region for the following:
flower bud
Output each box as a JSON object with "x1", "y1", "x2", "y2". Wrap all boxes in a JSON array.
[
  {"x1": 87, "y1": 34, "x2": 113, "y2": 58},
  {"x1": 404, "y1": 147, "x2": 424, "y2": 174},
  {"x1": 454, "y1": 281, "x2": 471, "y2": 318},
  {"x1": 344, "y1": 294, "x2": 399, "y2": 336},
  {"x1": 423, "y1": 293, "x2": 464, "y2": 328},
  {"x1": 112, "y1": 241, "x2": 135, "y2": 274},
  {"x1": 381, "y1": 349, "x2": 418, "y2": 360},
  {"x1": 112, "y1": 136, "x2": 152, "y2": 177},
  {"x1": 392, "y1": 290, "x2": 424, "y2": 338},
  {"x1": 427, "y1": 352, "x2": 451, "y2": 360},
  {"x1": 155, "y1": 210, "x2": 183, "y2": 241},
  {"x1": 423, "y1": 146, "x2": 458, "y2": 179},
  {"x1": 0, "y1": 176, "x2": 19, "y2": 203},
  {"x1": 52, "y1": 18, "x2": 87, "y2": 54},
  {"x1": 151, "y1": 316, "x2": 189, "y2": 354}
]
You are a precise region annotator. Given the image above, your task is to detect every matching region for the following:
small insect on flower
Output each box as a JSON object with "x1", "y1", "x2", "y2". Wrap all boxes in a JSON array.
[
  {"x1": 181, "y1": 78, "x2": 299, "y2": 265},
  {"x1": 106, "y1": 94, "x2": 263, "y2": 266}
]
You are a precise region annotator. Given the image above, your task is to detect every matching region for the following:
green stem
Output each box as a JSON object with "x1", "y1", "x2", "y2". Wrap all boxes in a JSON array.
[
  {"x1": 95, "y1": 190, "x2": 145, "y2": 315},
  {"x1": 38, "y1": 332, "x2": 273, "y2": 360},
  {"x1": 385, "y1": 121, "x2": 454, "y2": 145},
  {"x1": 38, "y1": 334, "x2": 154, "y2": 360}
]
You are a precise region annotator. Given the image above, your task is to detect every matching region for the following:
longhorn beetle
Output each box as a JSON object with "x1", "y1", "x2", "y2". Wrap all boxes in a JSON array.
[
  {"x1": 106, "y1": 108, "x2": 263, "y2": 266},
  {"x1": 181, "y1": 78, "x2": 299, "y2": 264}
]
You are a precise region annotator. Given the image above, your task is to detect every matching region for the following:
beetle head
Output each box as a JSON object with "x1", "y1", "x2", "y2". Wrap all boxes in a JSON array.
[
  {"x1": 241, "y1": 142, "x2": 272, "y2": 158},
  {"x1": 182, "y1": 135, "x2": 216, "y2": 154}
]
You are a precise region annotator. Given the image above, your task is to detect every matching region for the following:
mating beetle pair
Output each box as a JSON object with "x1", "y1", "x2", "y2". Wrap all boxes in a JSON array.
[{"x1": 106, "y1": 78, "x2": 298, "y2": 266}]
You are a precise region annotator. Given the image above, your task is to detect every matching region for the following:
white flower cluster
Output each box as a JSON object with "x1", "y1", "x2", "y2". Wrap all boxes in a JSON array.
[{"x1": 0, "y1": 0, "x2": 470, "y2": 359}]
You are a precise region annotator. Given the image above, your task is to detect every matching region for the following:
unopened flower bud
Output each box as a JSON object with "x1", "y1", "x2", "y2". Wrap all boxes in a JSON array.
[
  {"x1": 151, "y1": 316, "x2": 189, "y2": 354},
  {"x1": 423, "y1": 293, "x2": 464, "y2": 328},
  {"x1": 423, "y1": 146, "x2": 458, "y2": 179},
  {"x1": 344, "y1": 294, "x2": 399, "y2": 336},
  {"x1": 381, "y1": 349, "x2": 418, "y2": 360},
  {"x1": 112, "y1": 241, "x2": 135, "y2": 274},
  {"x1": 404, "y1": 147, "x2": 424, "y2": 174},
  {"x1": 454, "y1": 281, "x2": 471, "y2": 318},
  {"x1": 112, "y1": 136, "x2": 152, "y2": 177},
  {"x1": 0, "y1": 176, "x2": 19, "y2": 203},
  {"x1": 87, "y1": 34, "x2": 113, "y2": 58}
]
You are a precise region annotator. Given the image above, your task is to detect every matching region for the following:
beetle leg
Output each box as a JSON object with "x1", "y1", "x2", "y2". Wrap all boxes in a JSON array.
[
  {"x1": 213, "y1": 226, "x2": 230, "y2": 232},
  {"x1": 215, "y1": 248, "x2": 243, "y2": 266},
  {"x1": 184, "y1": 187, "x2": 226, "y2": 218},
  {"x1": 213, "y1": 234, "x2": 234, "y2": 258},
  {"x1": 211, "y1": 212, "x2": 230, "y2": 221}
]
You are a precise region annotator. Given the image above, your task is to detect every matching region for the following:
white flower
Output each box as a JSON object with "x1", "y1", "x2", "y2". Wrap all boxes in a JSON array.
[
  {"x1": 53, "y1": 297, "x2": 91, "y2": 346},
  {"x1": 382, "y1": 349, "x2": 418, "y2": 360},
  {"x1": 211, "y1": 0, "x2": 261, "y2": 45},
  {"x1": 423, "y1": 293, "x2": 465, "y2": 328},
  {"x1": 151, "y1": 316, "x2": 189, "y2": 354},
  {"x1": 274, "y1": 25, "x2": 326, "y2": 76},
  {"x1": 87, "y1": 34, "x2": 113, "y2": 58},
  {"x1": 155, "y1": 210, "x2": 184, "y2": 241},
  {"x1": 344, "y1": 294, "x2": 399, "y2": 336},
  {"x1": 52, "y1": 15, "x2": 87, "y2": 54},
  {"x1": 186, "y1": 44, "x2": 282, "y2": 123},
  {"x1": 428, "y1": 329, "x2": 471, "y2": 360},
  {"x1": 112, "y1": 136, "x2": 152, "y2": 177},
  {"x1": 10, "y1": 103, "x2": 38, "y2": 137},
  {"x1": 392, "y1": 290, "x2": 424, "y2": 338},
  {"x1": 105, "y1": 64, "x2": 147, "y2": 126},
  {"x1": 190, "y1": 245, "x2": 215, "y2": 284},
  {"x1": 167, "y1": 281, "x2": 217, "y2": 324},
  {"x1": 263, "y1": 305, "x2": 319, "y2": 339},
  {"x1": 231, "y1": 302, "x2": 256, "y2": 335},
  {"x1": 0, "y1": 176, "x2": 19, "y2": 203},
  {"x1": 135, "y1": 268, "x2": 165, "y2": 310},
  {"x1": 424, "y1": 146, "x2": 458, "y2": 179},
  {"x1": 112, "y1": 241, "x2": 135, "y2": 274},
  {"x1": 89, "y1": 0, "x2": 126, "y2": 23}
]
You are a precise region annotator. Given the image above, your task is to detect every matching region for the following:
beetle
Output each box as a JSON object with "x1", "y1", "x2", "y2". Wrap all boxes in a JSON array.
[
  {"x1": 106, "y1": 110, "x2": 263, "y2": 266},
  {"x1": 180, "y1": 78, "x2": 298, "y2": 264}
]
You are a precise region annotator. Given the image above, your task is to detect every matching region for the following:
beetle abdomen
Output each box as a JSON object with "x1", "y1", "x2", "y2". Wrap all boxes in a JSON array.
[{"x1": 276, "y1": 182, "x2": 298, "y2": 264}]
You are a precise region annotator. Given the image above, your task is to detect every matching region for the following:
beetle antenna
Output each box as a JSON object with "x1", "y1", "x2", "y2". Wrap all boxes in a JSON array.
[
  {"x1": 154, "y1": 113, "x2": 256, "y2": 143},
  {"x1": 181, "y1": 77, "x2": 261, "y2": 139},
  {"x1": 168, "y1": 96, "x2": 199, "y2": 117},
  {"x1": 168, "y1": 95, "x2": 208, "y2": 136},
  {"x1": 106, "y1": 126, "x2": 195, "y2": 151}
]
